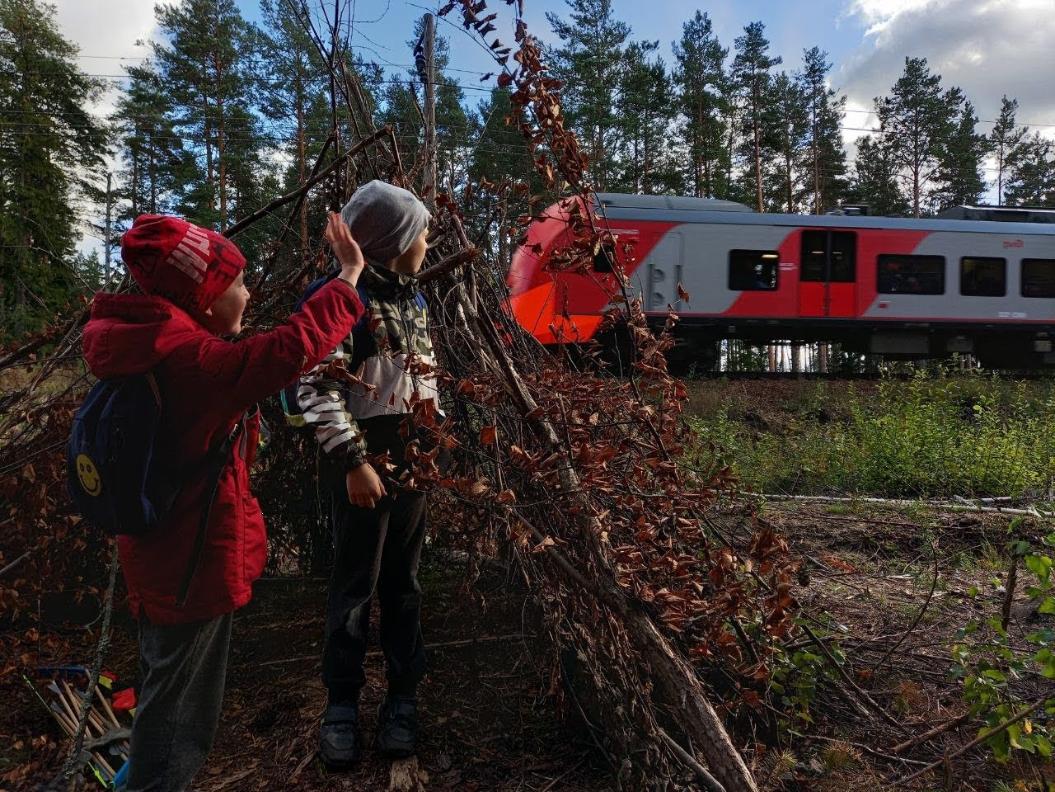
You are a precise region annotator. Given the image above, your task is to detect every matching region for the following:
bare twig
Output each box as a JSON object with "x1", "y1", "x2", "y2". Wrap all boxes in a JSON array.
[
  {"x1": 889, "y1": 713, "x2": 971, "y2": 755},
  {"x1": 891, "y1": 697, "x2": 1050, "y2": 786}
]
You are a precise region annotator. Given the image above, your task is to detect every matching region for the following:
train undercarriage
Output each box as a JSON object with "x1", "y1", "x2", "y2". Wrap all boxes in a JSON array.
[{"x1": 644, "y1": 317, "x2": 1055, "y2": 371}]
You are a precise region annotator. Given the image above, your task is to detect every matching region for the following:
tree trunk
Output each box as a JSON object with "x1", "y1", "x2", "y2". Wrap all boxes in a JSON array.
[
  {"x1": 785, "y1": 146, "x2": 793, "y2": 213},
  {"x1": 296, "y1": 81, "x2": 308, "y2": 254},
  {"x1": 753, "y1": 91, "x2": 764, "y2": 213},
  {"x1": 812, "y1": 101, "x2": 821, "y2": 214}
]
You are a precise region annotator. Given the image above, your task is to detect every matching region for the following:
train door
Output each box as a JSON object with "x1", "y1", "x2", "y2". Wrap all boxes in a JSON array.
[
  {"x1": 646, "y1": 231, "x2": 684, "y2": 311},
  {"x1": 798, "y1": 230, "x2": 857, "y2": 317}
]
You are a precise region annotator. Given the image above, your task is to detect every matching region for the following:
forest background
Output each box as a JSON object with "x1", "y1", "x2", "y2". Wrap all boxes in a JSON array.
[{"x1": 2, "y1": 0, "x2": 1054, "y2": 338}]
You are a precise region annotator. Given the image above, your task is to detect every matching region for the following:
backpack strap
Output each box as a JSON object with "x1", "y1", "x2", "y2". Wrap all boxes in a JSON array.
[{"x1": 175, "y1": 415, "x2": 246, "y2": 607}]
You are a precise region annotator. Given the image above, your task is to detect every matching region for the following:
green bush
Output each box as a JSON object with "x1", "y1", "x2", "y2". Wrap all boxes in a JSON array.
[{"x1": 687, "y1": 373, "x2": 1055, "y2": 497}]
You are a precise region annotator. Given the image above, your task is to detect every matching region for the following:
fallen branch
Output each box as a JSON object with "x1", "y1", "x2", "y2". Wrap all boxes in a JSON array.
[
  {"x1": 657, "y1": 727, "x2": 726, "y2": 792},
  {"x1": 891, "y1": 697, "x2": 1050, "y2": 786},
  {"x1": 889, "y1": 712, "x2": 971, "y2": 756},
  {"x1": 752, "y1": 493, "x2": 1053, "y2": 519},
  {"x1": 871, "y1": 538, "x2": 939, "y2": 675}
]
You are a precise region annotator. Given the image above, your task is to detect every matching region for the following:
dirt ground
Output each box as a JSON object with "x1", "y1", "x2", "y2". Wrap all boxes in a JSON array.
[
  {"x1": 4, "y1": 552, "x2": 612, "y2": 792},
  {"x1": 5, "y1": 375, "x2": 1055, "y2": 791},
  {"x1": 755, "y1": 498, "x2": 1055, "y2": 792}
]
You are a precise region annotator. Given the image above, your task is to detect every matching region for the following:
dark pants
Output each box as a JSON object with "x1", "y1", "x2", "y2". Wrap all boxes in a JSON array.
[
  {"x1": 126, "y1": 612, "x2": 233, "y2": 792},
  {"x1": 322, "y1": 487, "x2": 428, "y2": 703}
]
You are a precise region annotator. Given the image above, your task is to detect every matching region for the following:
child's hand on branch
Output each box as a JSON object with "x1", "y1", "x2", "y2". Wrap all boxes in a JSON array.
[
  {"x1": 346, "y1": 463, "x2": 386, "y2": 509},
  {"x1": 325, "y1": 212, "x2": 365, "y2": 286}
]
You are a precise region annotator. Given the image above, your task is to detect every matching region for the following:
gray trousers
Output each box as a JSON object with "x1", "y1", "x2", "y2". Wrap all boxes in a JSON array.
[{"x1": 126, "y1": 612, "x2": 233, "y2": 792}]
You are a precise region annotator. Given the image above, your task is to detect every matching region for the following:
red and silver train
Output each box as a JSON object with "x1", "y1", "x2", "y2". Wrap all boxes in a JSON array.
[{"x1": 507, "y1": 194, "x2": 1055, "y2": 368}]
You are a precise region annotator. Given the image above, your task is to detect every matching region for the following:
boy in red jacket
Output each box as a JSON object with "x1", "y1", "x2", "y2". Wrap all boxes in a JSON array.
[{"x1": 82, "y1": 213, "x2": 366, "y2": 792}]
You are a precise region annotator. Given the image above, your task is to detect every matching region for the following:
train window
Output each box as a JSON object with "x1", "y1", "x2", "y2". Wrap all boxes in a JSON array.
[
  {"x1": 593, "y1": 244, "x2": 615, "y2": 273},
  {"x1": 1022, "y1": 259, "x2": 1055, "y2": 297},
  {"x1": 876, "y1": 254, "x2": 945, "y2": 295},
  {"x1": 960, "y1": 257, "x2": 1006, "y2": 296},
  {"x1": 801, "y1": 232, "x2": 826, "y2": 281},
  {"x1": 801, "y1": 231, "x2": 856, "y2": 282},
  {"x1": 729, "y1": 249, "x2": 779, "y2": 291}
]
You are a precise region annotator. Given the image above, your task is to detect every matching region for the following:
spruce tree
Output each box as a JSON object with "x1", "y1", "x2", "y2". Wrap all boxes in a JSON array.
[
  {"x1": 111, "y1": 63, "x2": 195, "y2": 227},
  {"x1": 615, "y1": 42, "x2": 679, "y2": 194},
  {"x1": 934, "y1": 95, "x2": 988, "y2": 210},
  {"x1": 1004, "y1": 132, "x2": 1055, "y2": 207},
  {"x1": 0, "y1": 0, "x2": 107, "y2": 334},
  {"x1": 875, "y1": 57, "x2": 958, "y2": 217},
  {"x1": 848, "y1": 134, "x2": 908, "y2": 217},
  {"x1": 990, "y1": 95, "x2": 1027, "y2": 206},
  {"x1": 798, "y1": 47, "x2": 847, "y2": 213},
  {"x1": 672, "y1": 11, "x2": 729, "y2": 198},
  {"x1": 466, "y1": 88, "x2": 540, "y2": 264},
  {"x1": 731, "y1": 21, "x2": 781, "y2": 212},
  {"x1": 545, "y1": 0, "x2": 630, "y2": 190}
]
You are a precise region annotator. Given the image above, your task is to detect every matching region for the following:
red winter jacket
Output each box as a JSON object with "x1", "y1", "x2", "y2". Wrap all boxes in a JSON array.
[{"x1": 82, "y1": 280, "x2": 363, "y2": 625}]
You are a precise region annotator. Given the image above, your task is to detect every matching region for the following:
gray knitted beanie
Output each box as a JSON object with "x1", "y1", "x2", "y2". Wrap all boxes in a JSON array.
[{"x1": 339, "y1": 180, "x2": 431, "y2": 265}]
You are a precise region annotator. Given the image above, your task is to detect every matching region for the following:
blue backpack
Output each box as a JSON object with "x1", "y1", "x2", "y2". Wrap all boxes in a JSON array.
[
  {"x1": 68, "y1": 373, "x2": 243, "y2": 603},
  {"x1": 279, "y1": 271, "x2": 373, "y2": 429}
]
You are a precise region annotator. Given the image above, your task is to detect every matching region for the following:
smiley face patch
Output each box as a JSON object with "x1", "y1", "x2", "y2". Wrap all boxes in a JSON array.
[{"x1": 75, "y1": 454, "x2": 102, "y2": 497}]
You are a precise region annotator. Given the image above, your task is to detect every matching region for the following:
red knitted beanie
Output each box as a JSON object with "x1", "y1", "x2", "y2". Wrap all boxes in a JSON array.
[{"x1": 120, "y1": 215, "x2": 246, "y2": 313}]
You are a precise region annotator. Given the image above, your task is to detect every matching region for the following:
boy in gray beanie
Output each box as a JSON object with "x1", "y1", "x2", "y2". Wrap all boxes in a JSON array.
[{"x1": 297, "y1": 181, "x2": 437, "y2": 768}]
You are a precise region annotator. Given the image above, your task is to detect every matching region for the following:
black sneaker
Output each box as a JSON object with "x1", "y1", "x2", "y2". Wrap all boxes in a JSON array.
[
  {"x1": 319, "y1": 702, "x2": 362, "y2": 769},
  {"x1": 375, "y1": 695, "x2": 418, "y2": 758}
]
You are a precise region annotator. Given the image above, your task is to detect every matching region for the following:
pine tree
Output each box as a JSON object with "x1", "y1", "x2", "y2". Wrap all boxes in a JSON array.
[
  {"x1": 0, "y1": 0, "x2": 108, "y2": 334},
  {"x1": 1004, "y1": 132, "x2": 1055, "y2": 207},
  {"x1": 934, "y1": 95, "x2": 988, "y2": 210},
  {"x1": 153, "y1": 0, "x2": 260, "y2": 229},
  {"x1": 614, "y1": 42, "x2": 680, "y2": 194},
  {"x1": 765, "y1": 71, "x2": 808, "y2": 213},
  {"x1": 672, "y1": 11, "x2": 729, "y2": 198},
  {"x1": 798, "y1": 47, "x2": 847, "y2": 213},
  {"x1": 990, "y1": 95, "x2": 1027, "y2": 206},
  {"x1": 111, "y1": 63, "x2": 195, "y2": 227},
  {"x1": 731, "y1": 21, "x2": 782, "y2": 212},
  {"x1": 258, "y1": 0, "x2": 332, "y2": 254},
  {"x1": 545, "y1": 0, "x2": 630, "y2": 190},
  {"x1": 876, "y1": 57, "x2": 958, "y2": 217},
  {"x1": 848, "y1": 134, "x2": 908, "y2": 217}
]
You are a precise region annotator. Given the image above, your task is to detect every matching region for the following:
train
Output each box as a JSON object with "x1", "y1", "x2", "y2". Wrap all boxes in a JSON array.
[{"x1": 507, "y1": 194, "x2": 1055, "y2": 369}]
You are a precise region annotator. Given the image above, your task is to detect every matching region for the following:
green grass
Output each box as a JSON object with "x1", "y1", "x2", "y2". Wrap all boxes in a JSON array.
[{"x1": 687, "y1": 373, "x2": 1055, "y2": 498}]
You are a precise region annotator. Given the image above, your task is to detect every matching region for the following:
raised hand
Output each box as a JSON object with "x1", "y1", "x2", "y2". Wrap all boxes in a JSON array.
[{"x1": 324, "y1": 212, "x2": 366, "y2": 286}]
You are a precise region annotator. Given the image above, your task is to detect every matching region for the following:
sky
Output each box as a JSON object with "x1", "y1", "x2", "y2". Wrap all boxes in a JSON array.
[{"x1": 46, "y1": 0, "x2": 1055, "y2": 251}]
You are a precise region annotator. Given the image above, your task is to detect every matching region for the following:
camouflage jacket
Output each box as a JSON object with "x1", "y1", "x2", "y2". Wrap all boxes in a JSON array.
[{"x1": 296, "y1": 265, "x2": 438, "y2": 468}]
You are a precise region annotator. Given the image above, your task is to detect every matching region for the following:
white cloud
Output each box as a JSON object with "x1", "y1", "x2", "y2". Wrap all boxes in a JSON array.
[
  {"x1": 838, "y1": 0, "x2": 1055, "y2": 129},
  {"x1": 52, "y1": 0, "x2": 160, "y2": 115},
  {"x1": 47, "y1": 1, "x2": 164, "y2": 256}
]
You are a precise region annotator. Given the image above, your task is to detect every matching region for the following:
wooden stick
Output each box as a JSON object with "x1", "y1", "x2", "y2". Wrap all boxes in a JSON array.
[
  {"x1": 890, "y1": 713, "x2": 971, "y2": 755},
  {"x1": 892, "y1": 697, "x2": 1049, "y2": 786},
  {"x1": 94, "y1": 685, "x2": 122, "y2": 729},
  {"x1": 801, "y1": 625, "x2": 908, "y2": 733},
  {"x1": 657, "y1": 728, "x2": 726, "y2": 792},
  {"x1": 417, "y1": 248, "x2": 479, "y2": 284}
]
